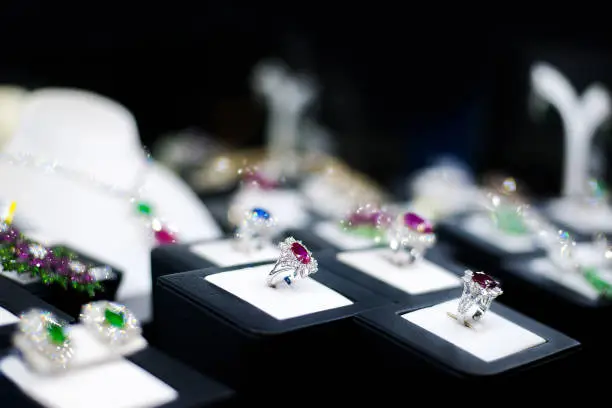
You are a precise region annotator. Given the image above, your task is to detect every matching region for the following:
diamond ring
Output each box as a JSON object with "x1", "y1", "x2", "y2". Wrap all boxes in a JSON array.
[
  {"x1": 340, "y1": 204, "x2": 392, "y2": 241},
  {"x1": 267, "y1": 237, "x2": 318, "y2": 287},
  {"x1": 448, "y1": 270, "x2": 503, "y2": 328},
  {"x1": 234, "y1": 207, "x2": 277, "y2": 254},
  {"x1": 13, "y1": 309, "x2": 73, "y2": 372},
  {"x1": 386, "y1": 212, "x2": 436, "y2": 266},
  {"x1": 80, "y1": 301, "x2": 141, "y2": 347}
]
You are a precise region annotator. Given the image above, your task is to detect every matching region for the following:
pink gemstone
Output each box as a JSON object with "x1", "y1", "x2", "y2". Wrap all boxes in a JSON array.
[
  {"x1": 472, "y1": 272, "x2": 498, "y2": 289},
  {"x1": 404, "y1": 212, "x2": 433, "y2": 233},
  {"x1": 155, "y1": 228, "x2": 177, "y2": 245},
  {"x1": 290, "y1": 242, "x2": 311, "y2": 264}
]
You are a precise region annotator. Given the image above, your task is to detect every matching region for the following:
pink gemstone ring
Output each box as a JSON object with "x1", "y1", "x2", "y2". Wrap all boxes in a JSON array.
[
  {"x1": 386, "y1": 212, "x2": 436, "y2": 266},
  {"x1": 267, "y1": 237, "x2": 318, "y2": 288},
  {"x1": 449, "y1": 270, "x2": 503, "y2": 327}
]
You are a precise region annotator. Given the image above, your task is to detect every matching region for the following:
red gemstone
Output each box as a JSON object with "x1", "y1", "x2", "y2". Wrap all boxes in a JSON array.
[
  {"x1": 404, "y1": 212, "x2": 433, "y2": 233},
  {"x1": 290, "y1": 242, "x2": 311, "y2": 264},
  {"x1": 155, "y1": 228, "x2": 177, "y2": 245},
  {"x1": 472, "y1": 272, "x2": 498, "y2": 289}
]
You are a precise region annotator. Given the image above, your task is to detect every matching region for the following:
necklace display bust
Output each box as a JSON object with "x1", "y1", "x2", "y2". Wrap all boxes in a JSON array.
[{"x1": 0, "y1": 88, "x2": 221, "y2": 320}]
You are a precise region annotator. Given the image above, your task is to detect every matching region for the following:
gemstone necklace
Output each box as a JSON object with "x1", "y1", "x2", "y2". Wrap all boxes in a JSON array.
[{"x1": 0, "y1": 151, "x2": 178, "y2": 245}]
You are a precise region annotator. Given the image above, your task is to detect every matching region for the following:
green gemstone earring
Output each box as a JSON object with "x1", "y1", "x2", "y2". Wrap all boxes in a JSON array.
[
  {"x1": 491, "y1": 206, "x2": 529, "y2": 235},
  {"x1": 14, "y1": 309, "x2": 73, "y2": 372},
  {"x1": 80, "y1": 301, "x2": 142, "y2": 347}
]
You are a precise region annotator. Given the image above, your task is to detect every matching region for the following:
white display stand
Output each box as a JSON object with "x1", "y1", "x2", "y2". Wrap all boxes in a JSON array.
[
  {"x1": 1, "y1": 325, "x2": 174, "y2": 408},
  {"x1": 527, "y1": 257, "x2": 602, "y2": 300},
  {"x1": 313, "y1": 221, "x2": 378, "y2": 250},
  {"x1": 1, "y1": 270, "x2": 41, "y2": 285},
  {"x1": 0, "y1": 306, "x2": 18, "y2": 326},
  {"x1": 531, "y1": 62, "x2": 611, "y2": 198},
  {"x1": 190, "y1": 239, "x2": 279, "y2": 267},
  {"x1": 0, "y1": 89, "x2": 222, "y2": 320},
  {"x1": 229, "y1": 188, "x2": 309, "y2": 231},
  {"x1": 205, "y1": 264, "x2": 353, "y2": 320},
  {"x1": 461, "y1": 213, "x2": 537, "y2": 253},
  {"x1": 546, "y1": 199, "x2": 612, "y2": 234},
  {"x1": 0, "y1": 85, "x2": 28, "y2": 150},
  {"x1": 403, "y1": 299, "x2": 546, "y2": 363},
  {"x1": 252, "y1": 60, "x2": 316, "y2": 178},
  {"x1": 336, "y1": 248, "x2": 461, "y2": 295}
]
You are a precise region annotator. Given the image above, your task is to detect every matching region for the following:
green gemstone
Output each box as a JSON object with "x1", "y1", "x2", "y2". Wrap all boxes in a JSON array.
[
  {"x1": 105, "y1": 308, "x2": 125, "y2": 328},
  {"x1": 136, "y1": 202, "x2": 153, "y2": 215},
  {"x1": 584, "y1": 267, "x2": 612, "y2": 296},
  {"x1": 493, "y1": 208, "x2": 528, "y2": 235},
  {"x1": 46, "y1": 323, "x2": 67, "y2": 345}
]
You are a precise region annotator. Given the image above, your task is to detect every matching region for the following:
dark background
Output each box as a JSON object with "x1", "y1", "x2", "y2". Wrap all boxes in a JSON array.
[{"x1": 1, "y1": 4, "x2": 611, "y2": 195}]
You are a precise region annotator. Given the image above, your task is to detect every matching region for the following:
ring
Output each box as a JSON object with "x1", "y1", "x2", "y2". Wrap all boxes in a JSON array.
[
  {"x1": 448, "y1": 270, "x2": 503, "y2": 328},
  {"x1": 13, "y1": 309, "x2": 73, "y2": 372},
  {"x1": 340, "y1": 204, "x2": 392, "y2": 241},
  {"x1": 80, "y1": 301, "x2": 141, "y2": 347},
  {"x1": 266, "y1": 236, "x2": 318, "y2": 287},
  {"x1": 386, "y1": 212, "x2": 436, "y2": 266},
  {"x1": 234, "y1": 207, "x2": 277, "y2": 253}
]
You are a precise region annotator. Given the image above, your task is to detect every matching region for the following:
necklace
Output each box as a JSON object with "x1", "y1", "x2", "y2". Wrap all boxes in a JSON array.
[{"x1": 0, "y1": 151, "x2": 178, "y2": 245}]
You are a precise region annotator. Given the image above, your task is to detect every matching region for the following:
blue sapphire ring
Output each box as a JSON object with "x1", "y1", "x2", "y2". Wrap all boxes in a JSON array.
[{"x1": 234, "y1": 207, "x2": 277, "y2": 253}]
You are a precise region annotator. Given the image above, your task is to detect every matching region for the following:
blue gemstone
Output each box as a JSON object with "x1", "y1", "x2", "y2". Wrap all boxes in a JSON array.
[
  {"x1": 251, "y1": 208, "x2": 270, "y2": 220},
  {"x1": 284, "y1": 276, "x2": 292, "y2": 285}
]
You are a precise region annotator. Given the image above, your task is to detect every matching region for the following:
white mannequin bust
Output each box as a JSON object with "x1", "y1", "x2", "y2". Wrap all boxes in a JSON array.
[
  {"x1": 0, "y1": 88, "x2": 221, "y2": 319},
  {"x1": 0, "y1": 85, "x2": 29, "y2": 150}
]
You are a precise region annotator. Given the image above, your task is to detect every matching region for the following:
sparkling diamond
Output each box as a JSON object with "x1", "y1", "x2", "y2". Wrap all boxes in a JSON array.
[
  {"x1": 68, "y1": 261, "x2": 87, "y2": 274},
  {"x1": 29, "y1": 243, "x2": 48, "y2": 259},
  {"x1": 290, "y1": 242, "x2": 311, "y2": 264}
]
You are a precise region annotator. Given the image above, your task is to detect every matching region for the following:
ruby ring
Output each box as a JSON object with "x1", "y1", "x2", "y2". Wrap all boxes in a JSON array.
[
  {"x1": 448, "y1": 270, "x2": 503, "y2": 328},
  {"x1": 386, "y1": 212, "x2": 436, "y2": 266},
  {"x1": 267, "y1": 236, "x2": 318, "y2": 287}
]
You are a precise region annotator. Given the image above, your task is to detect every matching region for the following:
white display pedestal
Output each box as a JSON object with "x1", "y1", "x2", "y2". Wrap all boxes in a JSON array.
[{"x1": 205, "y1": 264, "x2": 353, "y2": 320}]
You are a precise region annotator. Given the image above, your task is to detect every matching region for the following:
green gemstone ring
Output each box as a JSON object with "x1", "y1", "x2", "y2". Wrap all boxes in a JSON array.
[
  {"x1": 80, "y1": 301, "x2": 141, "y2": 347},
  {"x1": 14, "y1": 309, "x2": 73, "y2": 372}
]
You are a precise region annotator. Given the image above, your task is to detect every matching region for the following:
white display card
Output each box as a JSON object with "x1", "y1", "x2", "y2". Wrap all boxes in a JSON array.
[
  {"x1": 527, "y1": 257, "x2": 601, "y2": 300},
  {"x1": 402, "y1": 299, "x2": 546, "y2": 363},
  {"x1": 1, "y1": 325, "x2": 175, "y2": 408},
  {"x1": 460, "y1": 212, "x2": 537, "y2": 253},
  {"x1": 190, "y1": 239, "x2": 280, "y2": 267},
  {"x1": 313, "y1": 221, "x2": 379, "y2": 250},
  {"x1": 0, "y1": 306, "x2": 19, "y2": 326},
  {"x1": 336, "y1": 248, "x2": 461, "y2": 295},
  {"x1": 547, "y1": 198, "x2": 612, "y2": 234},
  {"x1": 205, "y1": 264, "x2": 353, "y2": 320}
]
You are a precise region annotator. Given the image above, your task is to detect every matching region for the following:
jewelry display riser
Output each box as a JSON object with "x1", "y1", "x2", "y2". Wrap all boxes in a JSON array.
[
  {"x1": 0, "y1": 346, "x2": 236, "y2": 408},
  {"x1": 0, "y1": 276, "x2": 74, "y2": 350},
  {"x1": 499, "y1": 257, "x2": 612, "y2": 349},
  {"x1": 1, "y1": 247, "x2": 123, "y2": 319},
  {"x1": 352, "y1": 297, "x2": 580, "y2": 397},
  {"x1": 317, "y1": 245, "x2": 466, "y2": 307},
  {"x1": 437, "y1": 212, "x2": 545, "y2": 271},
  {"x1": 542, "y1": 198, "x2": 612, "y2": 242},
  {"x1": 151, "y1": 264, "x2": 389, "y2": 404},
  {"x1": 150, "y1": 230, "x2": 328, "y2": 287}
]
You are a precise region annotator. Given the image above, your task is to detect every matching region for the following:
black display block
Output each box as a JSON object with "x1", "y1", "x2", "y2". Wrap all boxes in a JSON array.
[
  {"x1": 500, "y1": 257, "x2": 612, "y2": 346},
  {"x1": 150, "y1": 231, "x2": 328, "y2": 287},
  {"x1": 0, "y1": 276, "x2": 74, "y2": 350},
  {"x1": 318, "y1": 245, "x2": 466, "y2": 307},
  {"x1": 354, "y1": 299, "x2": 580, "y2": 396},
  {"x1": 2, "y1": 245, "x2": 123, "y2": 319},
  {"x1": 437, "y1": 212, "x2": 545, "y2": 270},
  {"x1": 0, "y1": 346, "x2": 236, "y2": 408},
  {"x1": 152, "y1": 263, "x2": 388, "y2": 404}
]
